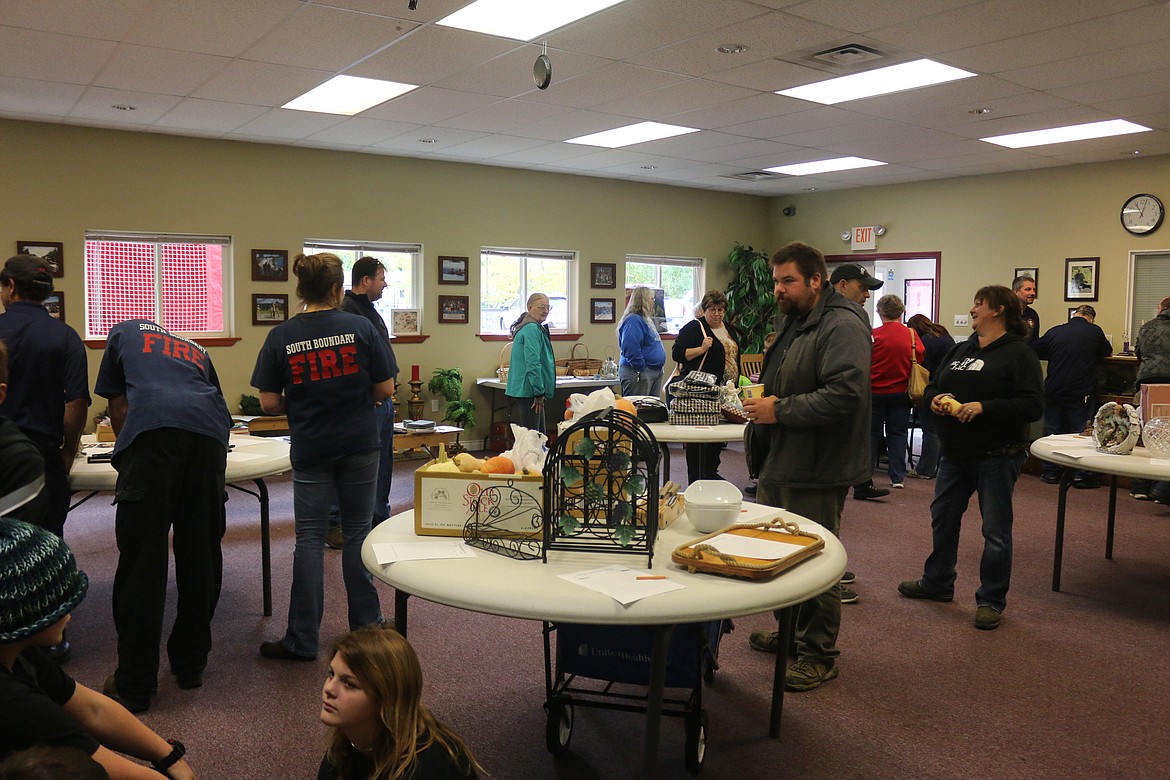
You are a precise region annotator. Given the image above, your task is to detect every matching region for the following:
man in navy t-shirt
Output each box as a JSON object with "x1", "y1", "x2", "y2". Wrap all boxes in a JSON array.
[{"x1": 94, "y1": 320, "x2": 232, "y2": 713}]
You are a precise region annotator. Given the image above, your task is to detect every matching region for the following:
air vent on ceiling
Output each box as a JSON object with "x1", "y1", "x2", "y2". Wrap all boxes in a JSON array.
[
  {"x1": 811, "y1": 44, "x2": 884, "y2": 67},
  {"x1": 721, "y1": 171, "x2": 782, "y2": 182}
]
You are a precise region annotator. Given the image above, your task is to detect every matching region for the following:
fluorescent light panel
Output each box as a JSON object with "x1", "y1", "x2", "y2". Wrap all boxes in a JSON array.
[
  {"x1": 283, "y1": 75, "x2": 418, "y2": 116},
  {"x1": 437, "y1": 0, "x2": 629, "y2": 41},
  {"x1": 765, "y1": 157, "x2": 886, "y2": 176},
  {"x1": 778, "y1": 59, "x2": 976, "y2": 105},
  {"x1": 566, "y1": 121, "x2": 700, "y2": 148},
  {"x1": 980, "y1": 119, "x2": 1151, "y2": 149}
]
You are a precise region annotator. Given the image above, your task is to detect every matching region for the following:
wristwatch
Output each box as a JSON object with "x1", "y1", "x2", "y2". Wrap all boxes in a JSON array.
[{"x1": 152, "y1": 739, "x2": 186, "y2": 775}]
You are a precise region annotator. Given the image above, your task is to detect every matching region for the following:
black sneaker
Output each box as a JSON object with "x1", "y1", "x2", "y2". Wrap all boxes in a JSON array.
[
  {"x1": 744, "y1": 483, "x2": 757, "y2": 497},
  {"x1": 897, "y1": 579, "x2": 953, "y2": 602},
  {"x1": 103, "y1": 675, "x2": 150, "y2": 713},
  {"x1": 853, "y1": 482, "x2": 890, "y2": 500},
  {"x1": 839, "y1": 570, "x2": 856, "y2": 585},
  {"x1": 837, "y1": 584, "x2": 859, "y2": 604},
  {"x1": 259, "y1": 640, "x2": 316, "y2": 662}
]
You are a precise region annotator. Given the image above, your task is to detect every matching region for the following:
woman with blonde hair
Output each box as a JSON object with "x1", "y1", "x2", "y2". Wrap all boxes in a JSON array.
[
  {"x1": 616, "y1": 287, "x2": 666, "y2": 397},
  {"x1": 252, "y1": 253, "x2": 395, "y2": 662},
  {"x1": 318, "y1": 626, "x2": 481, "y2": 780}
]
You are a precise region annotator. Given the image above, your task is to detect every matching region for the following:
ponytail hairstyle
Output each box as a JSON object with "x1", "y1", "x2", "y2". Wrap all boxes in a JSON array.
[{"x1": 293, "y1": 253, "x2": 343, "y2": 308}]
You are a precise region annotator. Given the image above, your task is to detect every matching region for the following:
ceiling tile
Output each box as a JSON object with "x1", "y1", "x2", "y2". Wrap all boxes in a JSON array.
[
  {"x1": 432, "y1": 134, "x2": 549, "y2": 160},
  {"x1": 241, "y1": 5, "x2": 418, "y2": 71},
  {"x1": 302, "y1": 116, "x2": 421, "y2": 146},
  {"x1": 530, "y1": 62, "x2": 691, "y2": 110},
  {"x1": 94, "y1": 44, "x2": 231, "y2": 95},
  {"x1": 152, "y1": 98, "x2": 268, "y2": 133},
  {"x1": 433, "y1": 46, "x2": 613, "y2": 100},
  {"x1": 1, "y1": 0, "x2": 152, "y2": 40},
  {"x1": 67, "y1": 86, "x2": 182, "y2": 124},
  {"x1": 350, "y1": 26, "x2": 521, "y2": 88},
  {"x1": 124, "y1": 0, "x2": 303, "y2": 57},
  {"x1": 0, "y1": 25, "x2": 117, "y2": 83},
  {"x1": 0, "y1": 76, "x2": 84, "y2": 117},
  {"x1": 228, "y1": 107, "x2": 346, "y2": 140},
  {"x1": 359, "y1": 86, "x2": 498, "y2": 125},
  {"x1": 434, "y1": 99, "x2": 576, "y2": 134},
  {"x1": 191, "y1": 60, "x2": 330, "y2": 106},
  {"x1": 592, "y1": 78, "x2": 757, "y2": 121}
]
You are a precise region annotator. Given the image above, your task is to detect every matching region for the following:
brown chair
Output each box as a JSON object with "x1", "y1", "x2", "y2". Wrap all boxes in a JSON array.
[{"x1": 739, "y1": 353, "x2": 763, "y2": 379}]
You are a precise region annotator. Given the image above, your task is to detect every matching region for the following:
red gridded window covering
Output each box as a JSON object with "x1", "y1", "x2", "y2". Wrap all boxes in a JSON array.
[{"x1": 86, "y1": 241, "x2": 224, "y2": 336}]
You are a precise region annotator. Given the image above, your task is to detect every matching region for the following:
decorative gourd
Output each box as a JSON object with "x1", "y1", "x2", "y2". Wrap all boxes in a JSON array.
[
  {"x1": 482, "y1": 456, "x2": 516, "y2": 474},
  {"x1": 454, "y1": 453, "x2": 485, "y2": 473}
]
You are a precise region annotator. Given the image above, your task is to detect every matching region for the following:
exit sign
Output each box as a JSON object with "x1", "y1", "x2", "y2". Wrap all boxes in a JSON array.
[{"x1": 851, "y1": 226, "x2": 876, "y2": 250}]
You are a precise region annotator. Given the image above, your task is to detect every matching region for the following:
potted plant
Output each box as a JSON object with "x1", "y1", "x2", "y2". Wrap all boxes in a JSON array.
[
  {"x1": 725, "y1": 243, "x2": 775, "y2": 355},
  {"x1": 427, "y1": 368, "x2": 477, "y2": 431}
]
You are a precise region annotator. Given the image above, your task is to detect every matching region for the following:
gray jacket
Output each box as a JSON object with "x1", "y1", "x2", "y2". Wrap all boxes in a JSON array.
[
  {"x1": 1137, "y1": 309, "x2": 1170, "y2": 385},
  {"x1": 757, "y1": 286, "x2": 873, "y2": 489}
]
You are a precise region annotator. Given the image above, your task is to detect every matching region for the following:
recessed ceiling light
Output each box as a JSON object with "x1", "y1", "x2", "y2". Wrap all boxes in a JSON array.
[
  {"x1": 803, "y1": 187, "x2": 818, "y2": 191},
  {"x1": 968, "y1": 107, "x2": 992, "y2": 115},
  {"x1": 566, "y1": 121, "x2": 700, "y2": 148},
  {"x1": 1123, "y1": 150, "x2": 1143, "y2": 156},
  {"x1": 640, "y1": 165, "x2": 657, "y2": 170},
  {"x1": 437, "y1": 0, "x2": 629, "y2": 41},
  {"x1": 765, "y1": 157, "x2": 886, "y2": 176},
  {"x1": 777, "y1": 59, "x2": 976, "y2": 105},
  {"x1": 980, "y1": 119, "x2": 1151, "y2": 149},
  {"x1": 283, "y1": 75, "x2": 418, "y2": 116},
  {"x1": 419, "y1": 138, "x2": 438, "y2": 144},
  {"x1": 717, "y1": 44, "x2": 748, "y2": 54},
  {"x1": 112, "y1": 104, "x2": 137, "y2": 111}
]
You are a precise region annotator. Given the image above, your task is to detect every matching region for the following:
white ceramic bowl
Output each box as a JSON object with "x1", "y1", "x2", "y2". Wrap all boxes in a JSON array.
[{"x1": 684, "y1": 480, "x2": 743, "y2": 532}]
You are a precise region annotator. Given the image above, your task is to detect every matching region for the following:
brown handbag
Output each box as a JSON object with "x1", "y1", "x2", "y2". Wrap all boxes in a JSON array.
[{"x1": 907, "y1": 330, "x2": 930, "y2": 404}]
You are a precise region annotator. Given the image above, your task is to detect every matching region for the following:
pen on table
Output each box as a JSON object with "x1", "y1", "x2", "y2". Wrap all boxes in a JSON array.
[{"x1": 637, "y1": 575, "x2": 667, "y2": 580}]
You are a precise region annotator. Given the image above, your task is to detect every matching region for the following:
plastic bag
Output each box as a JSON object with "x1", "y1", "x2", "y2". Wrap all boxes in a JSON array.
[
  {"x1": 558, "y1": 386, "x2": 617, "y2": 433},
  {"x1": 500, "y1": 424, "x2": 549, "y2": 474}
]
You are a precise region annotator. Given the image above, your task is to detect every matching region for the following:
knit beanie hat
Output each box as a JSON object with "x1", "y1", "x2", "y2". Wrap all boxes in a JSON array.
[{"x1": 0, "y1": 518, "x2": 88, "y2": 643}]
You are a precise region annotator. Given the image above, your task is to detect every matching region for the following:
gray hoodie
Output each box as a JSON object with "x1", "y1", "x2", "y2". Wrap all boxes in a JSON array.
[{"x1": 756, "y1": 285, "x2": 873, "y2": 490}]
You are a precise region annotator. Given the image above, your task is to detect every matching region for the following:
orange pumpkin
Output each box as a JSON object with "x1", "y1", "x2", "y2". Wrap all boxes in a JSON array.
[
  {"x1": 482, "y1": 456, "x2": 516, "y2": 474},
  {"x1": 615, "y1": 398, "x2": 637, "y2": 417}
]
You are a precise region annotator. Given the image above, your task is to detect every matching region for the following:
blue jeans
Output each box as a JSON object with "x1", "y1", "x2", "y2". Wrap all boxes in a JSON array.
[
  {"x1": 917, "y1": 405, "x2": 940, "y2": 477},
  {"x1": 619, "y1": 365, "x2": 664, "y2": 398},
  {"x1": 373, "y1": 402, "x2": 394, "y2": 521},
  {"x1": 871, "y1": 392, "x2": 911, "y2": 484},
  {"x1": 1041, "y1": 396, "x2": 1093, "y2": 482},
  {"x1": 921, "y1": 451, "x2": 1026, "y2": 612},
  {"x1": 511, "y1": 398, "x2": 546, "y2": 433},
  {"x1": 284, "y1": 449, "x2": 383, "y2": 656}
]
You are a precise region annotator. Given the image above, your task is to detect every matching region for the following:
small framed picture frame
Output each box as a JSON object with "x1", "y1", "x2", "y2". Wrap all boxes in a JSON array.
[
  {"x1": 438, "y1": 295, "x2": 469, "y2": 324},
  {"x1": 251, "y1": 249, "x2": 288, "y2": 282},
  {"x1": 1064, "y1": 257, "x2": 1099, "y2": 302},
  {"x1": 590, "y1": 297, "x2": 616, "y2": 323},
  {"x1": 591, "y1": 262, "x2": 616, "y2": 289},
  {"x1": 1013, "y1": 266, "x2": 1038, "y2": 293},
  {"x1": 252, "y1": 293, "x2": 289, "y2": 326},
  {"x1": 43, "y1": 291, "x2": 64, "y2": 320},
  {"x1": 16, "y1": 241, "x2": 64, "y2": 278},
  {"x1": 391, "y1": 309, "x2": 421, "y2": 336},
  {"x1": 438, "y1": 255, "x2": 469, "y2": 285}
]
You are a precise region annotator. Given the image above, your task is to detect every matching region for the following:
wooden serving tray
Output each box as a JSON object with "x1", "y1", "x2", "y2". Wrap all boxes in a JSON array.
[{"x1": 671, "y1": 517, "x2": 824, "y2": 580}]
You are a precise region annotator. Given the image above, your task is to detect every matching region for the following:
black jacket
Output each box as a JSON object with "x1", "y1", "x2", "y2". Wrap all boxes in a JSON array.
[{"x1": 1031, "y1": 316, "x2": 1112, "y2": 402}]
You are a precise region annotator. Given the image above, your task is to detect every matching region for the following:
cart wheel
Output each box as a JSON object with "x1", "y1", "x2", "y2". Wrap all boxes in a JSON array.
[
  {"x1": 545, "y1": 700, "x2": 574, "y2": 754},
  {"x1": 684, "y1": 709, "x2": 707, "y2": 774}
]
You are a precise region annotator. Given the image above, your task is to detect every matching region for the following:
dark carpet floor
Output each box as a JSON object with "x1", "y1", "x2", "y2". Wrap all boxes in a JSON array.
[{"x1": 57, "y1": 442, "x2": 1170, "y2": 779}]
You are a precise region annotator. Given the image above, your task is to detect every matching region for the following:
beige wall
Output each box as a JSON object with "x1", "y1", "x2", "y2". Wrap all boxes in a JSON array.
[
  {"x1": 0, "y1": 119, "x2": 770, "y2": 439},
  {"x1": 770, "y1": 155, "x2": 1170, "y2": 347}
]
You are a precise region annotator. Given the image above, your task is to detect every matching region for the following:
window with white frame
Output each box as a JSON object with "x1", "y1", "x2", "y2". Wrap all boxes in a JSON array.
[
  {"x1": 84, "y1": 231, "x2": 231, "y2": 339},
  {"x1": 302, "y1": 239, "x2": 421, "y2": 329},
  {"x1": 1130, "y1": 251, "x2": 1170, "y2": 346},
  {"x1": 624, "y1": 254, "x2": 704, "y2": 334},
  {"x1": 480, "y1": 247, "x2": 575, "y2": 334}
]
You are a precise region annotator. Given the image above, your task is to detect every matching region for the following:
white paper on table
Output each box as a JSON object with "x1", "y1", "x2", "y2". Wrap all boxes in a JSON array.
[
  {"x1": 81, "y1": 443, "x2": 114, "y2": 456},
  {"x1": 699, "y1": 532, "x2": 807, "y2": 560},
  {"x1": 373, "y1": 541, "x2": 476, "y2": 564},
  {"x1": 228, "y1": 452, "x2": 265, "y2": 463},
  {"x1": 1046, "y1": 433, "x2": 1091, "y2": 442},
  {"x1": 1051, "y1": 449, "x2": 1086, "y2": 460},
  {"x1": 559, "y1": 565, "x2": 684, "y2": 605}
]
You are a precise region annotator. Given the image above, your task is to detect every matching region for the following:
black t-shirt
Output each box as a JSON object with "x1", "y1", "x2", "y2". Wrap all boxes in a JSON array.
[
  {"x1": 0, "y1": 648, "x2": 99, "y2": 762},
  {"x1": 317, "y1": 739, "x2": 478, "y2": 780},
  {"x1": 251, "y1": 310, "x2": 393, "y2": 468}
]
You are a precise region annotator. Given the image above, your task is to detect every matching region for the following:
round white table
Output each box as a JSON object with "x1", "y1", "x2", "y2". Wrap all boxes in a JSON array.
[
  {"x1": 70, "y1": 434, "x2": 291, "y2": 615},
  {"x1": 363, "y1": 501, "x2": 845, "y2": 777},
  {"x1": 1030, "y1": 435, "x2": 1170, "y2": 591},
  {"x1": 645, "y1": 421, "x2": 747, "y2": 484}
]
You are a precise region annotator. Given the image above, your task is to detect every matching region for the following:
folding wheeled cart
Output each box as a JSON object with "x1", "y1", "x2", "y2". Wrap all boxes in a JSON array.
[{"x1": 542, "y1": 619, "x2": 727, "y2": 774}]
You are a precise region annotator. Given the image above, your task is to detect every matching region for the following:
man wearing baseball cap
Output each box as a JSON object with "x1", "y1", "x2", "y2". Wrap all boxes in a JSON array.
[
  {"x1": 0, "y1": 518, "x2": 197, "y2": 778},
  {"x1": 0, "y1": 255, "x2": 90, "y2": 541},
  {"x1": 828, "y1": 263, "x2": 884, "y2": 307}
]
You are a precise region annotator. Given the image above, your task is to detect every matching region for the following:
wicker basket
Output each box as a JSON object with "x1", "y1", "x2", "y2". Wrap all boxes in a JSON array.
[
  {"x1": 557, "y1": 342, "x2": 602, "y2": 377},
  {"x1": 496, "y1": 343, "x2": 511, "y2": 383}
]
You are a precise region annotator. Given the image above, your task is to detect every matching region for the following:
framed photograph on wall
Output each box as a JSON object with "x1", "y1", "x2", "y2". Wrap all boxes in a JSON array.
[
  {"x1": 903, "y1": 278, "x2": 934, "y2": 322},
  {"x1": 591, "y1": 262, "x2": 616, "y2": 288},
  {"x1": 438, "y1": 295, "x2": 469, "y2": 324},
  {"x1": 1012, "y1": 266, "x2": 1038, "y2": 293},
  {"x1": 590, "y1": 297, "x2": 616, "y2": 323},
  {"x1": 391, "y1": 309, "x2": 420, "y2": 336},
  {"x1": 251, "y1": 249, "x2": 289, "y2": 282},
  {"x1": 438, "y1": 255, "x2": 469, "y2": 285},
  {"x1": 252, "y1": 293, "x2": 288, "y2": 325},
  {"x1": 43, "y1": 291, "x2": 64, "y2": 320},
  {"x1": 1065, "y1": 257, "x2": 1098, "y2": 302},
  {"x1": 16, "y1": 241, "x2": 64, "y2": 278}
]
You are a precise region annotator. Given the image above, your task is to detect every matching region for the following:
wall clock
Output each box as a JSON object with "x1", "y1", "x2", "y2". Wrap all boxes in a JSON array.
[{"x1": 1121, "y1": 193, "x2": 1164, "y2": 235}]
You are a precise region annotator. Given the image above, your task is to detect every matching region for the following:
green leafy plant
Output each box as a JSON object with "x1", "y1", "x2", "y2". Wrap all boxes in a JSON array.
[
  {"x1": 443, "y1": 398, "x2": 477, "y2": 430},
  {"x1": 725, "y1": 243, "x2": 776, "y2": 355},
  {"x1": 427, "y1": 368, "x2": 464, "y2": 404}
]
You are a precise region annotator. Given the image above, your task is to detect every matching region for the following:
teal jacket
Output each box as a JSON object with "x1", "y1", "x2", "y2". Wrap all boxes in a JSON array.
[{"x1": 506, "y1": 321, "x2": 556, "y2": 400}]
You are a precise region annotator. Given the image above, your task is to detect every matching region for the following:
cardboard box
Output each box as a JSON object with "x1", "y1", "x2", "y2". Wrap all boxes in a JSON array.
[
  {"x1": 414, "y1": 463, "x2": 544, "y2": 538},
  {"x1": 1140, "y1": 384, "x2": 1170, "y2": 424},
  {"x1": 95, "y1": 421, "x2": 116, "y2": 442}
]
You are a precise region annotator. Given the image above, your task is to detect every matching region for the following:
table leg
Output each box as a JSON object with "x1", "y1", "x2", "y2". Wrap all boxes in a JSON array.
[
  {"x1": 227, "y1": 479, "x2": 273, "y2": 617},
  {"x1": 1052, "y1": 470, "x2": 1075, "y2": 592},
  {"x1": 394, "y1": 589, "x2": 410, "y2": 637},
  {"x1": 68, "y1": 490, "x2": 99, "y2": 512},
  {"x1": 1105, "y1": 475, "x2": 1118, "y2": 559},
  {"x1": 769, "y1": 606, "x2": 795, "y2": 738},
  {"x1": 643, "y1": 624, "x2": 676, "y2": 780},
  {"x1": 659, "y1": 443, "x2": 671, "y2": 485}
]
